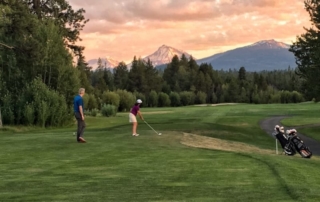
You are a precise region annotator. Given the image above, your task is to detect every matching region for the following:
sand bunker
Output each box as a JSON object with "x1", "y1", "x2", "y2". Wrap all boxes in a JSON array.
[{"x1": 181, "y1": 133, "x2": 273, "y2": 155}]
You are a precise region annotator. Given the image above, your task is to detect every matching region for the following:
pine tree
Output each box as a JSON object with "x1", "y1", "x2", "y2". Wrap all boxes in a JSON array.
[
  {"x1": 187, "y1": 56, "x2": 199, "y2": 90},
  {"x1": 26, "y1": 0, "x2": 89, "y2": 56},
  {"x1": 195, "y1": 72, "x2": 206, "y2": 92},
  {"x1": 77, "y1": 55, "x2": 92, "y2": 93},
  {"x1": 128, "y1": 57, "x2": 147, "y2": 93},
  {"x1": 289, "y1": 0, "x2": 320, "y2": 101},
  {"x1": 145, "y1": 59, "x2": 162, "y2": 93},
  {"x1": 103, "y1": 68, "x2": 114, "y2": 91},
  {"x1": 180, "y1": 54, "x2": 189, "y2": 68},
  {"x1": 163, "y1": 55, "x2": 180, "y2": 90},
  {"x1": 238, "y1": 67, "x2": 246, "y2": 81},
  {"x1": 114, "y1": 62, "x2": 129, "y2": 90}
]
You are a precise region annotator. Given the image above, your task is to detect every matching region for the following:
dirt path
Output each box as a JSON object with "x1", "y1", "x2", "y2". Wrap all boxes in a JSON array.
[{"x1": 259, "y1": 116, "x2": 320, "y2": 155}]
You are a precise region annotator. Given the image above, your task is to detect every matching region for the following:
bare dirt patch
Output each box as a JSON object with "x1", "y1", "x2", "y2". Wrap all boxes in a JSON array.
[
  {"x1": 194, "y1": 103, "x2": 239, "y2": 107},
  {"x1": 210, "y1": 103, "x2": 238, "y2": 107},
  {"x1": 181, "y1": 133, "x2": 273, "y2": 155},
  {"x1": 142, "y1": 111, "x2": 173, "y2": 115}
]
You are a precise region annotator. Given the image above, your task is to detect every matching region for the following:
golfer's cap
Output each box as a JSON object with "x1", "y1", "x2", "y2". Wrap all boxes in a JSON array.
[{"x1": 136, "y1": 99, "x2": 142, "y2": 104}]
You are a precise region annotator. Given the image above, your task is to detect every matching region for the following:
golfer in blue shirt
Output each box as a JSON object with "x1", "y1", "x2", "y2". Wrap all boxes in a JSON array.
[{"x1": 74, "y1": 88, "x2": 86, "y2": 143}]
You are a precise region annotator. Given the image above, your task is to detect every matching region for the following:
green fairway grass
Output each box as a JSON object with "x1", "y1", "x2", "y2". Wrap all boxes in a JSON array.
[
  {"x1": 1, "y1": 104, "x2": 320, "y2": 201},
  {"x1": 281, "y1": 117, "x2": 320, "y2": 127},
  {"x1": 299, "y1": 126, "x2": 320, "y2": 143}
]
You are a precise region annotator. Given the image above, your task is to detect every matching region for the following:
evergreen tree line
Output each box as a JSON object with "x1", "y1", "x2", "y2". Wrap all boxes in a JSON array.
[{"x1": 76, "y1": 55, "x2": 305, "y2": 116}]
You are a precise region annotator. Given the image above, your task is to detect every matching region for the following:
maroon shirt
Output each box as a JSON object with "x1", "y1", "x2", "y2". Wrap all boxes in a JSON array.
[{"x1": 130, "y1": 105, "x2": 140, "y2": 116}]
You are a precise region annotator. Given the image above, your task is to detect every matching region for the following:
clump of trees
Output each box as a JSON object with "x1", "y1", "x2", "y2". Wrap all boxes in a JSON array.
[{"x1": 0, "y1": 0, "x2": 87, "y2": 126}]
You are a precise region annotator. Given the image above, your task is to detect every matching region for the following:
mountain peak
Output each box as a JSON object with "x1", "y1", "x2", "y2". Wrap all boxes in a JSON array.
[
  {"x1": 196, "y1": 39, "x2": 295, "y2": 71},
  {"x1": 250, "y1": 39, "x2": 290, "y2": 49},
  {"x1": 88, "y1": 57, "x2": 120, "y2": 70},
  {"x1": 143, "y1": 45, "x2": 193, "y2": 66}
]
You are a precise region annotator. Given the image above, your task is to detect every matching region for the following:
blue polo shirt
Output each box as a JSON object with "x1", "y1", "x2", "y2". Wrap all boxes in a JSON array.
[{"x1": 74, "y1": 95, "x2": 84, "y2": 113}]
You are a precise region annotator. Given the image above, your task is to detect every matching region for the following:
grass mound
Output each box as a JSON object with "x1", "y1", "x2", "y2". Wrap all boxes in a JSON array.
[{"x1": 181, "y1": 132, "x2": 274, "y2": 155}]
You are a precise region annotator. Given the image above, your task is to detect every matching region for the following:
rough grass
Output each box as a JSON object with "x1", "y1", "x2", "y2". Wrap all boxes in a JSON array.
[{"x1": 1, "y1": 104, "x2": 320, "y2": 201}]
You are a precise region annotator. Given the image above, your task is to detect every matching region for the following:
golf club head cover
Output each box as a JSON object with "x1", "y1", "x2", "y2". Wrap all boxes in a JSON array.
[
  {"x1": 286, "y1": 129, "x2": 297, "y2": 135},
  {"x1": 279, "y1": 126, "x2": 284, "y2": 133}
]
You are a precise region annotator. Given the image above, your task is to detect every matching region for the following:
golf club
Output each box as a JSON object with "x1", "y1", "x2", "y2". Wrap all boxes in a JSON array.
[{"x1": 144, "y1": 120, "x2": 162, "y2": 135}]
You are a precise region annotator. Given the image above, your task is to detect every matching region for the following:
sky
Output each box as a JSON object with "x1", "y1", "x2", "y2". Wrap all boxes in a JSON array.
[{"x1": 69, "y1": 0, "x2": 311, "y2": 63}]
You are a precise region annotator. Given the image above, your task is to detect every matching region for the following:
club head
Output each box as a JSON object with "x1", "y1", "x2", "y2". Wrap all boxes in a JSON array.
[{"x1": 158, "y1": 133, "x2": 162, "y2": 135}]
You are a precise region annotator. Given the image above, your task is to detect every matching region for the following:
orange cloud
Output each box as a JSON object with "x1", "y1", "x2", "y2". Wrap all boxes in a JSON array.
[{"x1": 70, "y1": 0, "x2": 311, "y2": 63}]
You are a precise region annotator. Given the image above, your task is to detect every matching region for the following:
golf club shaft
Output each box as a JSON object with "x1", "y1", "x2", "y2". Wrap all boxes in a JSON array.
[{"x1": 144, "y1": 121, "x2": 159, "y2": 135}]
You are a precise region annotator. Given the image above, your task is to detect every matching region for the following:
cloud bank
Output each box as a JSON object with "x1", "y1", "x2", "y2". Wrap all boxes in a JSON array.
[{"x1": 69, "y1": 0, "x2": 311, "y2": 62}]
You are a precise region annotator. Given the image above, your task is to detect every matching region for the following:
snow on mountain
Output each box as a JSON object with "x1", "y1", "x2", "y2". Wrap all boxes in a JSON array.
[
  {"x1": 87, "y1": 57, "x2": 120, "y2": 70},
  {"x1": 143, "y1": 45, "x2": 194, "y2": 66},
  {"x1": 248, "y1": 39, "x2": 290, "y2": 49}
]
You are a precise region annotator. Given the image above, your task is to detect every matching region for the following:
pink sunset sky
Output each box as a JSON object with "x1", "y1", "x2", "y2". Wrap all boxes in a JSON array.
[{"x1": 69, "y1": 0, "x2": 311, "y2": 63}]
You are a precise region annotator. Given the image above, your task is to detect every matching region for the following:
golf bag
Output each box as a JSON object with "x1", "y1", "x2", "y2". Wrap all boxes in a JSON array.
[{"x1": 273, "y1": 126, "x2": 312, "y2": 158}]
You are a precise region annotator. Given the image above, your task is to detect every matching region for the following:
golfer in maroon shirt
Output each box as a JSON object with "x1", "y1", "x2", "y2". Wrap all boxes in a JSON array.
[{"x1": 129, "y1": 99, "x2": 144, "y2": 136}]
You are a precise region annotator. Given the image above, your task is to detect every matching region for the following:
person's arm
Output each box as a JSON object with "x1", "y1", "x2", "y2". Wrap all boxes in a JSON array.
[
  {"x1": 137, "y1": 111, "x2": 144, "y2": 120},
  {"x1": 79, "y1": 106, "x2": 84, "y2": 120},
  {"x1": 78, "y1": 99, "x2": 84, "y2": 120}
]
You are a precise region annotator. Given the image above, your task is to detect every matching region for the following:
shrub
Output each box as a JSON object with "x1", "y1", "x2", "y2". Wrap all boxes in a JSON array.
[
  {"x1": 158, "y1": 92, "x2": 171, "y2": 107},
  {"x1": 27, "y1": 78, "x2": 72, "y2": 127},
  {"x1": 101, "y1": 104, "x2": 117, "y2": 117},
  {"x1": 134, "y1": 92, "x2": 146, "y2": 107},
  {"x1": 211, "y1": 92, "x2": 218, "y2": 104},
  {"x1": 270, "y1": 92, "x2": 281, "y2": 103},
  {"x1": 23, "y1": 103, "x2": 35, "y2": 125},
  {"x1": 1, "y1": 94, "x2": 15, "y2": 125},
  {"x1": 280, "y1": 91, "x2": 291, "y2": 103},
  {"x1": 84, "y1": 110, "x2": 91, "y2": 116},
  {"x1": 195, "y1": 91, "x2": 207, "y2": 104},
  {"x1": 101, "y1": 91, "x2": 120, "y2": 109},
  {"x1": 169, "y1": 92, "x2": 181, "y2": 107},
  {"x1": 180, "y1": 91, "x2": 195, "y2": 106},
  {"x1": 252, "y1": 93, "x2": 261, "y2": 104},
  {"x1": 46, "y1": 92, "x2": 68, "y2": 126},
  {"x1": 82, "y1": 94, "x2": 90, "y2": 108},
  {"x1": 91, "y1": 109, "x2": 99, "y2": 117},
  {"x1": 38, "y1": 101, "x2": 49, "y2": 127},
  {"x1": 87, "y1": 94, "x2": 98, "y2": 110},
  {"x1": 291, "y1": 91, "x2": 304, "y2": 103},
  {"x1": 148, "y1": 90, "x2": 158, "y2": 107},
  {"x1": 116, "y1": 90, "x2": 136, "y2": 112}
]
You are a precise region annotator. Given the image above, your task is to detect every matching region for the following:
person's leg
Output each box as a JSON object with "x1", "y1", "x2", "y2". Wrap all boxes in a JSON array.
[
  {"x1": 75, "y1": 113, "x2": 81, "y2": 141},
  {"x1": 77, "y1": 121, "x2": 82, "y2": 141},
  {"x1": 129, "y1": 113, "x2": 138, "y2": 136},
  {"x1": 133, "y1": 122, "x2": 137, "y2": 135},
  {"x1": 79, "y1": 119, "x2": 86, "y2": 139}
]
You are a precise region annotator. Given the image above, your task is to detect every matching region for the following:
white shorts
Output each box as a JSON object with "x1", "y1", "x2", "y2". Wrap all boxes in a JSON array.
[{"x1": 129, "y1": 113, "x2": 137, "y2": 123}]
